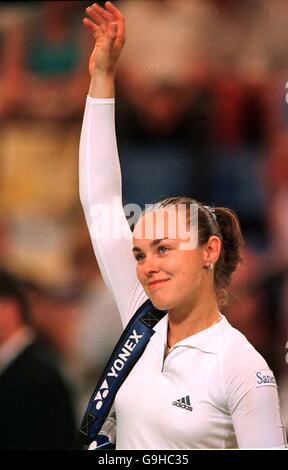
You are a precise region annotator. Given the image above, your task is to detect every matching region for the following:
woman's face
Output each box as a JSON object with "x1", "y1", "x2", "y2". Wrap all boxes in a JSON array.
[{"x1": 132, "y1": 207, "x2": 209, "y2": 311}]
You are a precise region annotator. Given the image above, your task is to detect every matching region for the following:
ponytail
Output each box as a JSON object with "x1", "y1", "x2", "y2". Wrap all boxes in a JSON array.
[{"x1": 213, "y1": 207, "x2": 244, "y2": 305}]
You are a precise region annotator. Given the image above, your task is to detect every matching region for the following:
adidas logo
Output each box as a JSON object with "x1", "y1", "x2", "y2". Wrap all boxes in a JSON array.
[{"x1": 172, "y1": 395, "x2": 193, "y2": 412}]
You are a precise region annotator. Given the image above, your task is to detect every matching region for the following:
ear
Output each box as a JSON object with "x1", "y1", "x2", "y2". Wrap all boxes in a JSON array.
[{"x1": 202, "y1": 236, "x2": 221, "y2": 265}]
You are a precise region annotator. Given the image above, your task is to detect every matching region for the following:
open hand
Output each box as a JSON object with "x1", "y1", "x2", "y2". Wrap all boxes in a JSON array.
[{"x1": 83, "y1": 2, "x2": 125, "y2": 77}]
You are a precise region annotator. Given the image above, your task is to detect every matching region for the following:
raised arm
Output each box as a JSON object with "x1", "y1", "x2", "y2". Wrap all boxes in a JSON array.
[{"x1": 80, "y1": 2, "x2": 147, "y2": 327}]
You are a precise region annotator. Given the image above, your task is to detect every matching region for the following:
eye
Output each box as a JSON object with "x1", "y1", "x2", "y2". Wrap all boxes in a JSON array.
[
  {"x1": 134, "y1": 252, "x2": 145, "y2": 262},
  {"x1": 158, "y1": 245, "x2": 170, "y2": 254}
]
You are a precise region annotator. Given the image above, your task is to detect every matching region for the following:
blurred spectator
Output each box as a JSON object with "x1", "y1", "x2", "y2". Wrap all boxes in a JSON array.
[
  {"x1": 207, "y1": 0, "x2": 288, "y2": 80},
  {"x1": 0, "y1": 2, "x2": 39, "y2": 118},
  {"x1": 21, "y1": 219, "x2": 123, "y2": 422},
  {"x1": 264, "y1": 129, "x2": 288, "y2": 290},
  {"x1": 23, "y1": 278, "x2": 80, "y2": 367},
  {"x1": 260, "y1": 130, "x2": 288, "y2": 379},
  {"x1": 116, "y1": 0, "x2": 213, "y2": 133},
  {"x1": 0, "y1": 122, "x2": 80, "y2": 217},
  {"x1": 0, "y1": 1, "x2": 91, "y2": 218},
  {"x1": 224, "y1": 247, "x2": 272, "y2": 363},
  {"x1": 0, "y1": 269, "x2": 77, "y2": 449},
  {"x1": 3, "y1": 1, "x2": 90, "y2": 121},
  {"x1": 226, "y1": 233, "x2": 288, "y2": 381},
  {"x1": 66, "y1": 226, "x2": 122, "y2": 419},
  {"x1": 113, "y1": 0, "x2": 217, "y2": 206}
]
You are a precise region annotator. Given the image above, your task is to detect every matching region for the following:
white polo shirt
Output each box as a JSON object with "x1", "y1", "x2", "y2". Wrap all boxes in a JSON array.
[
  {"x1": 79, "y1": 97, "x2": 287, "y2": 449},
  {"x1": 115, "y1": 313, "x2": 286, "y2": 449}
]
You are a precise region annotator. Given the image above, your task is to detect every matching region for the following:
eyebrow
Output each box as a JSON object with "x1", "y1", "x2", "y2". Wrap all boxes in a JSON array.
[{"x1": 132, "y1": 238, "x2": 169, "y2": 253}]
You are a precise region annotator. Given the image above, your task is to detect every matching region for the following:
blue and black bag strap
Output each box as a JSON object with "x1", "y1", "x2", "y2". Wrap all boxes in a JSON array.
[{"x1": 74, "y1": 299, "x2": 166, "y2": 449}]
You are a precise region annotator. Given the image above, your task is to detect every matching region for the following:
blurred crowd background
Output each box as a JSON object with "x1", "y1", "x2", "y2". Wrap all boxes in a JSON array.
[{"x1": 0, "y1": 0, "x2": 287, "y2": 448}]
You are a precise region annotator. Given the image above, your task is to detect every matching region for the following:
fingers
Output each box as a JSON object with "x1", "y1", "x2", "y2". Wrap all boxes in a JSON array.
[
  {"x1": 83, "y1": 17, "x2": 103, "y2": 34},
  {"x1": 84, "y1": 2, "x2": 125, "y2": 49},
  {"x1": 85, "y1": 3, "x2": 112, "y2": 27},
  {"x1": 104, "y1": 1, "x2": 126, "y2": 49},
  {"x1": 103, "y1": 22, "x2": 118, "y2": 53},
  {"x1": 84, "y1": 5, "x2": 106, "y2": 32},
  {"x1": 93, "y1": 3, "x2": 114, "y2": 22},
  {"x1": 85, "y1": 2, "x2": 124, "y2": 30},
  {"x1": 104, "y1": 1, "x2": 123, "y2": 20},
  {"x1": 109, "y1": 22, "x2": 118, "y2": 37}
]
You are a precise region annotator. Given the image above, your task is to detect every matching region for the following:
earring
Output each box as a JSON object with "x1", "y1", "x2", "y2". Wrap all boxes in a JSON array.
[{"x1": 204, "y1": 261, "x2": 213, "y2": 270}]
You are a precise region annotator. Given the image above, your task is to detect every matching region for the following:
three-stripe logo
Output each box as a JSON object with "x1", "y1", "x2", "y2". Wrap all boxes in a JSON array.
[{"x1": 172, "y1": 395, "x2": 193, "y2": 412}]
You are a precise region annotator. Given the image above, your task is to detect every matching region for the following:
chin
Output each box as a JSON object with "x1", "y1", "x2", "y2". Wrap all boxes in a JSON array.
[{"x1": 149, "y1": 295, "x2": 175, "y2": 311}]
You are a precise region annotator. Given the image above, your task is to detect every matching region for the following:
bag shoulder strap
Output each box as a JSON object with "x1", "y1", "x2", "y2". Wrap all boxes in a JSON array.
[{"x1": 76, "y1": 299, "x2": 166, "y2": 448}]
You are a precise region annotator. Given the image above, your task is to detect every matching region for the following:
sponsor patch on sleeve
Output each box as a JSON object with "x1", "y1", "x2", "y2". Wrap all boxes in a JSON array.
[{"x1": 254, "y1": 369, "x2": 277, "y2": 388}]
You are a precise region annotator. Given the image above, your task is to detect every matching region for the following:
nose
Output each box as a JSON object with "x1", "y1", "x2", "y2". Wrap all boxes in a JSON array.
[{"x1": 141, "y1": 254, "x2": 160, "y2": 277}]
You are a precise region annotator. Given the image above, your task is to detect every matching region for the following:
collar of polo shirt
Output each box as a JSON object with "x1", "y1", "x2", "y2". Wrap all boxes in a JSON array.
[{"x1": 152, "y1": 314, "x2": 225, "y2": 354}]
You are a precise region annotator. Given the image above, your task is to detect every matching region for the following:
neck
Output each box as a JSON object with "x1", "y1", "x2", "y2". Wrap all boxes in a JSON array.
[{"x1": 167, "y1": 295, "x2": 220, "y2": 346}]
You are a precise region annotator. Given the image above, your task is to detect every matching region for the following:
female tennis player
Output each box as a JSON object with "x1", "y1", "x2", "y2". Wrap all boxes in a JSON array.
[{"x1": 79, "y1": 1, "x2": 287, "y2": 449}]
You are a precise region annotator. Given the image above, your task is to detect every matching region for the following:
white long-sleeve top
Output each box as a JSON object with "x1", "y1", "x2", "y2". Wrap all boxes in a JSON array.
[{"x1": 79, "y1": 96, "x2": 287, "y2": 449}]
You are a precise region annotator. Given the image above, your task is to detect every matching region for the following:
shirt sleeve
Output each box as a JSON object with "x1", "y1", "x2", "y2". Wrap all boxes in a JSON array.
[
  {"x1": 222, "y1": 341, "x2": 287, "y2": 449},
  {"x1": 79, "y1": 96, "x2": 148, "y2": 328}
]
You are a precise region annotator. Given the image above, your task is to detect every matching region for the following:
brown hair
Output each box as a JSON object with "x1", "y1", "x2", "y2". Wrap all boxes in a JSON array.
[{"x1": 146, "y1": 196, "x2": 244, "y2": 306}]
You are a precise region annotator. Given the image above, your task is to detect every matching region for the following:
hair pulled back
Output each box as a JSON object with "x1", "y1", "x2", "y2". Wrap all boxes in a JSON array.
[{"x1": 149, "y1": 196, "x2": 244, "y2": 306}]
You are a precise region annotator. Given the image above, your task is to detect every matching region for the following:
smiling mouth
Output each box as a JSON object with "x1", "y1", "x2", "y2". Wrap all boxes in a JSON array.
[{"x1": 148, "y1": 279, "x2": 170, "y2": 289}]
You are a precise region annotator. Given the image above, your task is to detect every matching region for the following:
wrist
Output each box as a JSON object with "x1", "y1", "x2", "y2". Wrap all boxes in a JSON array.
[{"x1": 89, "y1": 72, "x2": 116, "y2": 99}]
